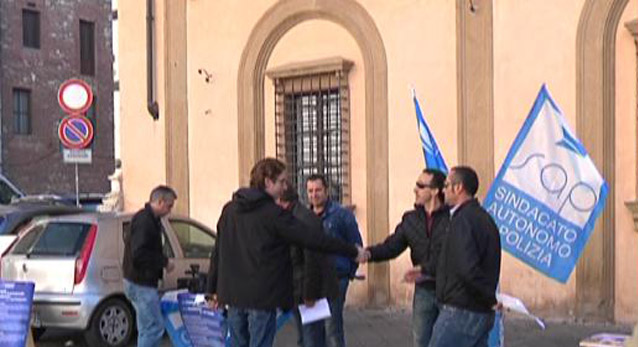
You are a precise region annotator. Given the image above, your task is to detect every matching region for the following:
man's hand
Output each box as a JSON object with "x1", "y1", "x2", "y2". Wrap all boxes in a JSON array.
[
  {"x1": 206, "y1": 294, "x2": 219, "y2": 310},
  {"x1": 355, "y1": 246, "x2": 370, "y2": 263},
  {"x1": 303, "y1": 299, "x2": 316, "y2": 308},
  {"x1": 165, "y1": 259, "x2": 175, "y2": 273},
  {"x1": 403, "y1": 265, "x2": 422, "y2": 283}
]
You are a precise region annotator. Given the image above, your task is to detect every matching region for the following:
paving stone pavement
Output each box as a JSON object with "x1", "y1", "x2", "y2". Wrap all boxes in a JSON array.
[{"x1": 38, "y1": 308, "x2": 634, "y2": 346}]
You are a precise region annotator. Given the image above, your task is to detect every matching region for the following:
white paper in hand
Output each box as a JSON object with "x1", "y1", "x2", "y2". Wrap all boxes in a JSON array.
[{"x1": 299, "y1": 298, "x2": 331, "y2": 325}]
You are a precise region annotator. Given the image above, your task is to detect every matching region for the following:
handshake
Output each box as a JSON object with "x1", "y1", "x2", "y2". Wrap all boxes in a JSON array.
[
  {"x1": 355, "y1": 246, "x2": 371, "y2": 263},
  {"x1": 354, "y1": 246, "x2": 426, "y2": 284}
]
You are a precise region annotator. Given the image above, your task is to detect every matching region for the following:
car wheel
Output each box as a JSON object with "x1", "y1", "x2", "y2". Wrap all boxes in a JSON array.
[{"x1": 84, "y1": 298, "x2": 134, "y2": 347}]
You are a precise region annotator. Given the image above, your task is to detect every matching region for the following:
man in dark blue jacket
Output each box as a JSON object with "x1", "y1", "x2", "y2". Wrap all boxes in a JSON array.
[
  {"x1": 366, "y1": 169, "x2": 449, "y2": 347},
  {"x1": 307, "y1": 174, "x2": 362, "y2": 347},
  {"x1": 429, "y1": 166, "x2": 501, "y2": 347},
  {"x1": 277, "y1": 186, "x2": 339, "y2": 347}
]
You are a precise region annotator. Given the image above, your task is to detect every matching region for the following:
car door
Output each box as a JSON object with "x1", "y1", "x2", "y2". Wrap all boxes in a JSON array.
[{"x1": 162, "y1": 218, "x2": 215, "y2": 292}]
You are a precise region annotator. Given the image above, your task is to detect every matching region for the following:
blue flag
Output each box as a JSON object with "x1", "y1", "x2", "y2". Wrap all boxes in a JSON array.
[
  {"x1": 484, "y1": 84, "x2": 608, "y2": 283},
  {"x1": 413, "y1": 91, "x2": 448, "y2": 174}
]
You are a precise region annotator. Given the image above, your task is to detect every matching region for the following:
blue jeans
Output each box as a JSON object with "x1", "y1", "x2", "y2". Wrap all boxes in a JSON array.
[
  {"x1": 326, "y1": 277, "x2": 349, "y2": 347},
  {"x1": 123, "y1": 279, "x2": 164, "y2": 347},
  {"x1": 428, "y1": 305, "x2": 495, "y2": 347},
  {"x1": 293, "y1": 307, "x2": 326, "y2": 347},
  {"x1": 413, "y1": 286, "x2": 439, "y2": 347},
  {"x1": 227, "y1": 307, "x2": 276, "y2": 347}
]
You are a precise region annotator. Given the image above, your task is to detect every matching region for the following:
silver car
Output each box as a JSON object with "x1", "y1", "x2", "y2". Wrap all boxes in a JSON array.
[{"x1": 0, "y1": 211, "x2": 216, "y2": 346}]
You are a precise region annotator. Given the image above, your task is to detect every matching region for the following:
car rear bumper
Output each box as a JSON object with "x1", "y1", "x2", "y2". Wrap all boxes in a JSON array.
[{"x1": 32, "y1": 292, "x2": 103, "y2": 330}]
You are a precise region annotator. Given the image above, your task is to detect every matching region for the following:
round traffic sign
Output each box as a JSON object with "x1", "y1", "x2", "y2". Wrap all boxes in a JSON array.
[
  {"x1": 58, "y1": 79, "x2": 93, "y2": 115},
  {"x1": 58, "y1": 116, "x2": 94, "y2": 149}
]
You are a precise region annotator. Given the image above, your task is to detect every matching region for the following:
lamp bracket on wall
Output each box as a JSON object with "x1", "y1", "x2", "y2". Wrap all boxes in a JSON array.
[{"x1": 198, "y1": 68, "x2": 213, "y2": 84}]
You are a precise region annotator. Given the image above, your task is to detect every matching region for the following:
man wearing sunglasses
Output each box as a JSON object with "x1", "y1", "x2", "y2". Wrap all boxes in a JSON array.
[
  {"x1": 363, "y1": 169, "x2": 449, "y2": 347},
  {"x1": 428, "y1": 166, "x2": 501, "y2": 347}
]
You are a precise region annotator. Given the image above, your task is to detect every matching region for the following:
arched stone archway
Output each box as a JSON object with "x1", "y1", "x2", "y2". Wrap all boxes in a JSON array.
[
  {"x1": 236, "y1": 0, "x2": 390, "y2": 305},
  {"x1": 576, "y1": 0, "x2": 629, "y2": 321}
]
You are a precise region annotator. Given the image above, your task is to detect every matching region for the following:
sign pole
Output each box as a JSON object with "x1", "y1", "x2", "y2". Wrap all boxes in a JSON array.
[{"x1": 75, "y1": 163, "x2": 79, "y2": 207}]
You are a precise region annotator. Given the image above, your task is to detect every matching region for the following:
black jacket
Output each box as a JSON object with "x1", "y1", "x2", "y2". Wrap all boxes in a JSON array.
[
  {"x1": 290, "y1": 202, "x2": 339, "y2": 303},
  {"x1": 122, "y1": 204, "x2": 168, "y2": 287},
  {"x1": 207, "y1": 188, "x2": 358, "y2": 310},
  {"x1": 367, "y1": 206, "x2": 449, "y2": 290},
  {"x1": 436, "y1": 199, "x2": 501, "y2": 313}
]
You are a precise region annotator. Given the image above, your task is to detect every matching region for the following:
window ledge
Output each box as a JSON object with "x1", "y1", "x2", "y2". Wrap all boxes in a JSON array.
[
  {"x1": 624, "y1": 200, "x2": 638, "y2": 232},
  {"x1": 266, "y1": 57, "x2": 353, "y2": 80}
]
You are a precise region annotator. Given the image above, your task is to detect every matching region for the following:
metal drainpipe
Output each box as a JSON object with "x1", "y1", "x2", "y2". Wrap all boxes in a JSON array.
[{"x1": 146, "y1": 0, "x2": 159, "y2": 120}]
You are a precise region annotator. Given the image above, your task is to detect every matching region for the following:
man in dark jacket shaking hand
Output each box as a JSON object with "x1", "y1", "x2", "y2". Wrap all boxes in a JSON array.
[
  {"x1": 208, "y1": 158, "x2": 366, "y2": 347},
  {"x1": 365, "y1": 169, "x2": 449, "y2": 347}
]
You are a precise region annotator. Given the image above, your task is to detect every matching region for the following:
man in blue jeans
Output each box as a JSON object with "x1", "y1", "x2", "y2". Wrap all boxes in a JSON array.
[
  {"x1": 367, "y1": 169, "x2": 449, "y2": 347},
  {"x1": 307, "y1": 174, "x2": 363, "y2": 347},
  {"x1": 277, "y1": 186, "x2": 340, "y2": 347},
  {"x1": 429, "y1": 167, "x2": 501, "y2": 347},
  {"x1": 122, "y1": 185, "x2": 176, "y2": 347}
]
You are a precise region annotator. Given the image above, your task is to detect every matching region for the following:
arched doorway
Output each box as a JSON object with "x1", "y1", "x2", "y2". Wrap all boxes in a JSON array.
[
  {"x1": 236, "y1": 0, "x2": 391, "y2": 305},
  {"x1": 576, "y1": 0, "x2": 630, "y2": 321}
]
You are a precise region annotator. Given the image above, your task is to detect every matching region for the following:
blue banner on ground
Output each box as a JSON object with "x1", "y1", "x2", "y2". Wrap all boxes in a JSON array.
[
  {"x1": 178, "y1": 293, "x2": 227, "y2": 347},
  {"x1": 484, "y1": 85, "x2": 608, "y2": 283},
  {"x1": 161, "y1": 290, "x2": 193, "y2": 347},
  {"x1": 0, "y1": 280, "x2": 35, "y2": 347}
]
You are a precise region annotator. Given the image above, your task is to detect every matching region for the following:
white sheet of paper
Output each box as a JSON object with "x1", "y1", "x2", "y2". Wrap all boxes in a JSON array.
[
  {"x1": 299, "y1": 298, "x2": 331, "y2": 325},
  {"x1": 496, "y1": 293, "x2": 545, "y2": 330}
]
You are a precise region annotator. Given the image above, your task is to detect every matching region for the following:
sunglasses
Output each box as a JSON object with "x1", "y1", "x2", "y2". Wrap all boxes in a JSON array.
[{"x1": 416, "y1": 182, "x2": 435, "y2": 189}]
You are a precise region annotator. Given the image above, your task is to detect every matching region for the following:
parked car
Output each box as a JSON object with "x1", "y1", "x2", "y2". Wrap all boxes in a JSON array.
[
  {"x1": 11, "y1": 193, "x2": 105, "y2": 210},
  {"x1": 0, "y1": 211, "x2": 216, "y2": 346},
  {"x1": 0, "y1": 203, "x2": 83, "y2": 236},
  {"x1": 0, "y1": 173, "x2": 24, "y2": 204}
]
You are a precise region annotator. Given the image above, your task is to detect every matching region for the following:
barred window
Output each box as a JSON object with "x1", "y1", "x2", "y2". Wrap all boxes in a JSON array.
[
  {"x1": 268, "y1": 58, "x2": 353, "y2": 204},
  {"x1": 13, "y1": 88, "x2": 31, "y2": 135}
]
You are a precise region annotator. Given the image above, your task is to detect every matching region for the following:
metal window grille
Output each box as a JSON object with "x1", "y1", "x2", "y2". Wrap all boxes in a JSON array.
[
  {"x1": 274, "y1": 71, "x2": 350, "y2": 204},
  {"x1": 13, "y1": 88, "x2": 31, "y2": 135}
]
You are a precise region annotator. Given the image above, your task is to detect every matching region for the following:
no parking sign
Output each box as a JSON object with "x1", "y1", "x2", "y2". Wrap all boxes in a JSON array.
[{"x1": 58, "y1": 115, "x2": 94, "y2": 149}]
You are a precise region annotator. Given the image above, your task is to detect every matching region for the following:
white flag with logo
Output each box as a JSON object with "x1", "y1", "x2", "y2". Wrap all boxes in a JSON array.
[{"x1": 484, "y1": 85, "x2": 608, "y2": 283}]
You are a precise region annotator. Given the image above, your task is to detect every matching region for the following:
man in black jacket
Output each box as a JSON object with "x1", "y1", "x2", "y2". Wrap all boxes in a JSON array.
[
  {"x1": 277, "y1": 186, "x2": 339, "y2": 347},
  {"x1": 365, "y1": 169, "x2": 448, "y2": 347},
  {"x1": 429, "y1": 166, "x2": 501, "y2": 347},
  {"x1": 207, "y1": 158, "x2": 365, "y2": 347},
  {"x1": 122, "y1": 185, "x2": 176, "y2": 347}
]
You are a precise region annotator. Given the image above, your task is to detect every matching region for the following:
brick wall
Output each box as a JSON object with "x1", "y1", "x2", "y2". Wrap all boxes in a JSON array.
[{"x1": 0, "y1": 0, "x2": 114, "y2": 195}]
